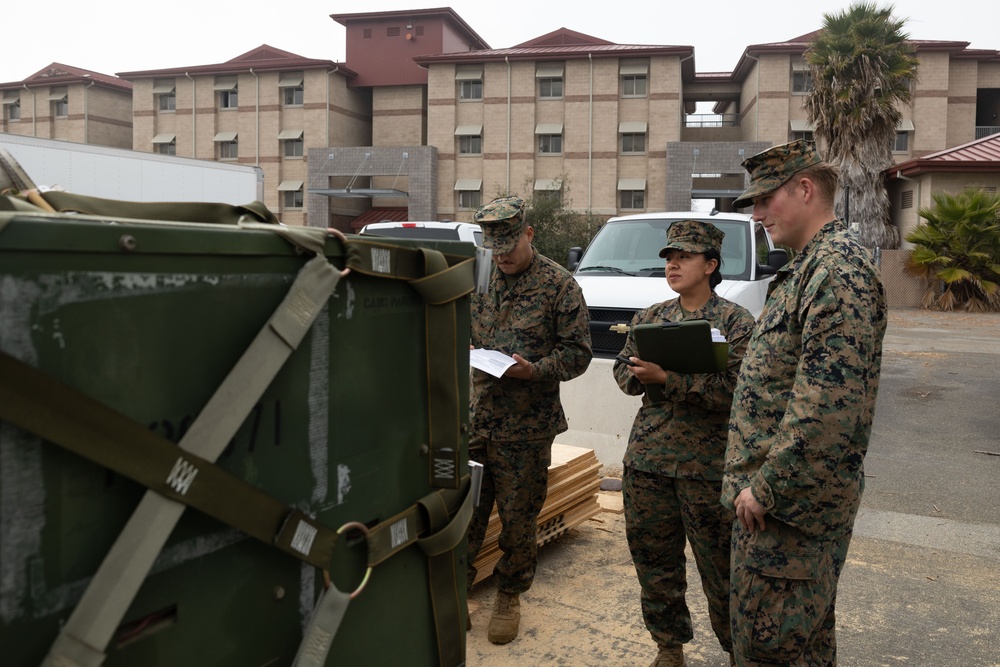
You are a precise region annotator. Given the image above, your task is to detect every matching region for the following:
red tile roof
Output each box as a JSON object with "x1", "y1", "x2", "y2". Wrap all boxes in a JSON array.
[{"x1": 889, "y1": 132, "x2": 1000, "y2": 179}]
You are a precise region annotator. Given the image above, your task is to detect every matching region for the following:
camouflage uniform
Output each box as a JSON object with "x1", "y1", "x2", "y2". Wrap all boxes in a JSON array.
[
  {"x1": 615, "y1": 221, "x2": 755, "y2": 654},
  {"x1": 724, "y1": 141, "x2": 888, "y2": 666},
  {"x1": 466, "y1": 198, "x2": 592, "y2": 594}
]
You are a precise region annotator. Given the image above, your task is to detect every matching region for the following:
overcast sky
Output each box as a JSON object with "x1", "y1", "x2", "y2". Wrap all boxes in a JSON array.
[{"x1": 2, "y1": 0, "x2": 996, "y2": 84}]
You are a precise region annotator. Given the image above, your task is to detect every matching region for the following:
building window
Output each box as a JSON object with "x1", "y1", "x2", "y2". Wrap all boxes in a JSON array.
[
  {"x1": 279, "y1": 181, "x2": 304, "y2": 208},
  {"x1": 153, "y1": 79, "x2": 176, "y2": 112},
  {"x1": 215, "y1": 77, "x2": 238, "y2": 110},
  {"x1": 620, "y1": 189, "x2": 645, "y2": 209},
  {"x1": 49, "y1": 87, "x2": 68, "y2": 118},
  {"x1": 363, "y1": 28, "x2": 372, "y2": 38},
  {"x1": 459, "y1": 134, "x2": 482, "y2": 155},
  {"x1": 621, "y1": 134, "x2": 645, "y2": 153},
  {"x1": 152, "y1": 133, "x2": 176, "y2": 155},
  {"x1": 618, "y1": 178, "x2": 646, "y2": 210},
  {"x1": 456, "y1": 125, "x2": 483, "y2": 155},
  {"x1": 2, "y1": 94, "x2": 19, "y2": 121},
  {"x1": 792, "y1": 71, "x2": 814, "y2": 95},
  {"x1": 459, "y1": 79, "x2": 482, "y2": 101},
  {"x1": 538, "y1": 78, "x2": 563, "y2": 99},
  {"x1": 455, "y1": 179, "x2": 483, "y2": 210},
  {"x1": 214, "y1": 131, "x2": 238, "y2": 160},
  {"x1": 458, "y1": 190, "x2": 482, "y2": 209},
  {"x1": 536, "y1": 63, "x2": 564, "y2": 100},
  {"x1": 619, "y1": 123, "x2": 648, "y2": 154},
  {"x1": 620, "y1": 64, "x2": 648, "y2": 98},
  {"x1": 279, "y1": 129, "x2": 304, "y2": 157},
  {"x1": 279, "y1": 72, "x2": 304, "y2": 106},
  {"x1": 791, "y1": 131, "x2": 814, "y2": 142},
  {"x1": 538, "y1": 134, "x2": 562, "y2": 154},
  {"x1": 534, "y1": 180, "x2": 563, "y2": 206},
  {"x1": 456, "y1": 68, "x2": 484, "y2": 101},
  {"x1": 893, "y1": 131, "x2": 909, "y2": 152},
  {"x1": 536, "y1": 124, "x2": 563, "y2": 155}
]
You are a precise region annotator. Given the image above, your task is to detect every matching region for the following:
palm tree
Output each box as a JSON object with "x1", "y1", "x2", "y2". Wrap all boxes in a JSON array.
[
  {"x1": 804, "y1": 2, "x2": 919, "y2": 250},
  {"x1": 906, "y1": 189, "x2": 1000, "y2": 312}
]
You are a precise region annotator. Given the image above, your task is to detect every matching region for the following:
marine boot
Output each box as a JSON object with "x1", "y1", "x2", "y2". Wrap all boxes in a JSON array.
[
  {"x1": 487, "y1": 591, "x2": 520, "y2": 644},
  {"x1": 649, "y1": 645, "x2": 685, "y2": 667}
]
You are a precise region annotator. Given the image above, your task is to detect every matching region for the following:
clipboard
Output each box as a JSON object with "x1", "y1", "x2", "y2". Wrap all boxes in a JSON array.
[{"x1": 632, "y1": 319, "x2": 728, "y2": 402}]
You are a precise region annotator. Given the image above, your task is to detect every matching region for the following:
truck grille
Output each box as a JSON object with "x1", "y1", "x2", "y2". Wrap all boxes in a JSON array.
[{"x1": 588, "y1": 307, "x2": 636, "y2": 357}]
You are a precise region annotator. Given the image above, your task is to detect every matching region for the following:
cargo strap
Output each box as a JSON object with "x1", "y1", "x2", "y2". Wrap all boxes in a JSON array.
[
  {"x1": 29, "y1": 251, "x2": 345, "y2": 667},
  {"x1": 0, "y1": 349, "x2": 475, "y2": 667},
  {"x1": 343, "y1": 237, "x2": 476, "y2": 490},
  {"x1": 36, "y1": 189, "x2": 280, "y2": 225}
]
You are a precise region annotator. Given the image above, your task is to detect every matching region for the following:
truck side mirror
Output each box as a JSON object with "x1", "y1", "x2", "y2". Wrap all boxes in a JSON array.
[
  {"x1": 567, "y1": 246, "x2": 583, "y2": 271},
  {"x1": 758, "y1": 249, "x2": 788, "y2": 276}
]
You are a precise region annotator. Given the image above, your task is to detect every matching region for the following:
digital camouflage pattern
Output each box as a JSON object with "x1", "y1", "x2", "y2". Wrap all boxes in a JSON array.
[
  {"x1": 470, "y1": 248, "x2": 592, "y2": 440},
  {"x1": 614, "y1": 294, "x2": 755, "y2": 480},
  {"x1": 465, "y1": 434, "x2": 551, "y2": 592},
  {"x1": 466, "y1": 246, "x2": 591, "y2": 593},
  {"x1": 614, "y1": 293, "x2": 754, "y2": 653},
  {"x1": 722, "y1": 219, "x2": 887, "y2": 666},
  {"x1": 624, "y1": 469, "x2": 733, "y2": 651},
  {"x1": 732, "y1": 140, "x2": 824, "y2": 209},
  {"x1": 658, "y1": 218, "x2": 726, "y2": 256},
  {"x1": 474, "y1": 195, "x2": 525, "y2": 254}
]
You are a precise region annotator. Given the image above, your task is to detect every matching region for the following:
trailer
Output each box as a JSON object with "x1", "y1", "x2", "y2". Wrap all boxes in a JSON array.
[{"x1": 0, "y1": 133, "x2": 263, "y2": 204}]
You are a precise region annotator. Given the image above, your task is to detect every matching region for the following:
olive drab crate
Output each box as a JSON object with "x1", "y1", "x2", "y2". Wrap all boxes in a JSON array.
[{"x1": 0, "y1": 208, "x2": 475, "y2": 667}]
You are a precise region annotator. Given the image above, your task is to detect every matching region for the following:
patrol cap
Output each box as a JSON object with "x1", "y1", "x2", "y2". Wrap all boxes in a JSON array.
[
  {"x1": 474, "y1": 195, "x2": 525, "y2": 254},
  {"x1": 658, "y1": 219, "x2": 725, "y2": 257},
  {"x1": 732, "y1": 139, "x2": 824, "y2": 209}
]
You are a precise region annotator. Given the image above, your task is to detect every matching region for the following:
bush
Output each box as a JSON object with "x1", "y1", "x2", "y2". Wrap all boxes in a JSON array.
[{"x1": 905, "y1": 189, "x2": 1000, "y2": 312}]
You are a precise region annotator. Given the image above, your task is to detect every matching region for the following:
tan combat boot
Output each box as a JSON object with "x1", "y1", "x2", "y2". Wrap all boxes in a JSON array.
[
  {"x1": 487, "y1": 591, "x2": 520, "y2": 644},
  {"x1": 649, "y1": 645, "x2": 685, "y2": 667}
]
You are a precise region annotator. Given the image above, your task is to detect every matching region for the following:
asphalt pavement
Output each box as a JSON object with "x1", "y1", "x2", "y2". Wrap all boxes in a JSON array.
[{"x1": 467, "y1": 308, "x2": 1000, "y2": 667}]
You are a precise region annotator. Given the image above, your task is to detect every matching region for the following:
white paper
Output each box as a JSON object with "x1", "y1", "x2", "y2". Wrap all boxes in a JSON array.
[
  {"x1": 710, "y1": 327, "x2": 727, "y2": 343},
  {"x1": 470, "y1": 348, "x2": 517, "y2": 378}
]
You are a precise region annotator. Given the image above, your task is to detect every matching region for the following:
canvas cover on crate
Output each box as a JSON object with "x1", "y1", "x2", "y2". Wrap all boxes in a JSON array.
[{"x1": 0, "y1": 205, "x2": 475, "y2": 667}]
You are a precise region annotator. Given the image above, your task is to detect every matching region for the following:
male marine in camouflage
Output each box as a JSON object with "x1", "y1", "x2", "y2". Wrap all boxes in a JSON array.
[
  {"x1": 466, "y1": 195, "x2": 592, "y2": 644},
  {"x1": 722, "y1": 140, "x2": 887, "y2": 666},
  {"x1": 615, "y1": 220, "x2": 754, "y2": 667}
]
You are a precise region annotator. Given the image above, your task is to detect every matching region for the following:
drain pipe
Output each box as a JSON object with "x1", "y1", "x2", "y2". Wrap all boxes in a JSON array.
[
  {"x1": 588, "y1": 53, "x2": 593, "y2": 211},
  {"x1": 23, "y1": 84, "x2": 35, "y2": 137},
  {"x1": 184, "y1": 72, "x2": 195, "y2": 157},
  {"x1": 506, "y1": 56, "x2": 511, "y2": 192},
  {"x1": 744, "y1": 52, "x2": 760, "y2": 141},
  {"x1": 250, "y1": 68, "x2": 259, "y2": 165},
  {"x1": 82, "y1": 76, "x2": 95, "y2": 143}
]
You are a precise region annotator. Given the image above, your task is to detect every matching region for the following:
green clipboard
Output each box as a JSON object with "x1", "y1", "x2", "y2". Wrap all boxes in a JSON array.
[{"x1": 633, "y1": 319, "x2": 728, "y2": 402}]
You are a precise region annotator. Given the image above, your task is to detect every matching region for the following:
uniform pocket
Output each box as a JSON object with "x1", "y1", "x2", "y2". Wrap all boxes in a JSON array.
[{"x1": 738, "y1": 543, "x2": 827, "y2": 663}]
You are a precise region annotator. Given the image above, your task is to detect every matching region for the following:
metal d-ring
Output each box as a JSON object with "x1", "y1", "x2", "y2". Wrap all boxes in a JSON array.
[{"x1": 336, "y1": 521, "x2": 373, "y2": 599}]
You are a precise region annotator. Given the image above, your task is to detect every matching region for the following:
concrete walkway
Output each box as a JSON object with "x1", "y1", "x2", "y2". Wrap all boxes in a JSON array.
[{"x1": 467, "y1": 309, "x2": 1000, "y2": 667}]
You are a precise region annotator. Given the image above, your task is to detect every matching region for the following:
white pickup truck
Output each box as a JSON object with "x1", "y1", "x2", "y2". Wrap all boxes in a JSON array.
[{"x1": 559, "y1": 210, "x2": 788, "y2": 467}]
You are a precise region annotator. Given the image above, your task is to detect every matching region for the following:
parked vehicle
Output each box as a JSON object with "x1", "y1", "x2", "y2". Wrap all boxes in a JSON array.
[
  {"x1": 558, "y1": 210, "x2": 788, "y2": 461},
  {"x1": 567, "y1": 210, "x2": 787, "y2": 358},
  {"x1": 0, "y1": 133, "x2": 263, "y2": 204},
  {"x1": 359, "y1": 221, "x2": 482, "y2": 246}
]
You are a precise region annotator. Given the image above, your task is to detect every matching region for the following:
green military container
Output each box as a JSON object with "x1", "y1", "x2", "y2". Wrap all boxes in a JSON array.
[{"x1": 0, "y1": 206, "x2": 475, "y2": 666}]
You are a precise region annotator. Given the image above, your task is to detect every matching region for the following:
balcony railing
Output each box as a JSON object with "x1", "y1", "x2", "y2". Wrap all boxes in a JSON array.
[
  {"x1": 685, "y1": 113, "x2": 740, "y2": 128},
  {"x1": 975, "y1": 126, "x2": 1000, "y2": 139}
]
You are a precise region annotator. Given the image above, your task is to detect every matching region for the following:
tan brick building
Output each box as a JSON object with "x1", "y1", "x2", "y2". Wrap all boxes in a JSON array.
[
  {"x1": 3, "y1": 10, "x2": 999, "y2": 236},
  {"x1": 1, "y1": 63, "x2": 132, "y2": 148}
]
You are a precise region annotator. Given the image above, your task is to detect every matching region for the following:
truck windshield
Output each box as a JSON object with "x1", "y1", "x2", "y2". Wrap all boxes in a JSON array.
[{"x1": 576, "y1": 218, "x2": 751, "y2": 280}]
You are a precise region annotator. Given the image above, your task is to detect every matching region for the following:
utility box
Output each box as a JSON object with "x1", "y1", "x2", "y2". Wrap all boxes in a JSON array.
[{"x1": 0, "y1": 210, "x2": 473, "y2": 666}]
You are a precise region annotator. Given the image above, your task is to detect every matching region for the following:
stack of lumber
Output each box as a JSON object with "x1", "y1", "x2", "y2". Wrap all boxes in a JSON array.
[{"x1": 471, "y1": 443, "x2": 602, "y2": 587}]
